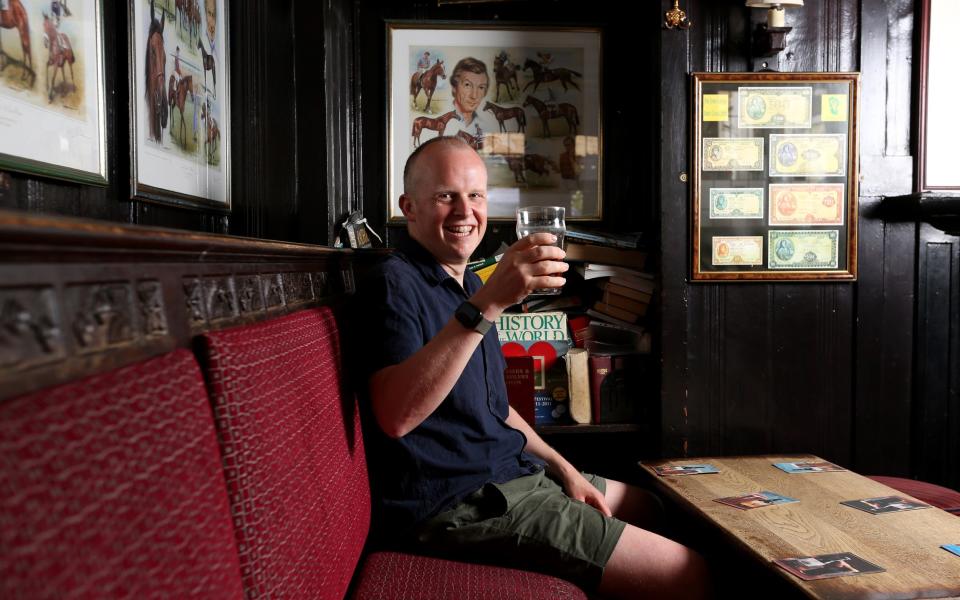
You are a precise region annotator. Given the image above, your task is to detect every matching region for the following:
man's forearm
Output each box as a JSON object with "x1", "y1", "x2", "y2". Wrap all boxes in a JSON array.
[{"x1": 370, "y1": 313, "x2": 488, "y2": 438}]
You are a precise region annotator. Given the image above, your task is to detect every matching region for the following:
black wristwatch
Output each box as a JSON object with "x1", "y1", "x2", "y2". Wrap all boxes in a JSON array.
[{"x1": 455, "y1": 301, "x2": 494, "y2": 335}]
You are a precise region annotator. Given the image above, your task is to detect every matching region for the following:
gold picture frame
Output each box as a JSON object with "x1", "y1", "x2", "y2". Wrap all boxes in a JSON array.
[
  {"x1": 387, "y1": 22, "x2": 603, "y2": 221},
  {"x1": 691, "y1": 72, "x2": 860, "y2": 281}
]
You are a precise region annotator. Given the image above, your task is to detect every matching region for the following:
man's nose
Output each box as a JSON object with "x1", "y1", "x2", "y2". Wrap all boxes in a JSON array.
[{"x1": 451, "y1": 194, "x2": 471, "y2": 214}]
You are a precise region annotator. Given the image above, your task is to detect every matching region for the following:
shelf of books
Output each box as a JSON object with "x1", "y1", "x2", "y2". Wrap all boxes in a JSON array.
[{"x1": 474, "y1": 227, "x2": 658, "y2": 435}]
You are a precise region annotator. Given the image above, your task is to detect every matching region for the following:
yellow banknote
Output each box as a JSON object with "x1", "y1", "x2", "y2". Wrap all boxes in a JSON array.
[
  {"x1": 712, "y1": 236, "x2": 764, "y2": 266},
  {"x1": 769, "y1": 134, "x2": 846, "y2": 176},
  {"x1": 768, "y1": 230, "x2": 839, "y2": 269},
  {"x1": 709, "y1": 188, "x2": 763, "y2": 219},
  {"x1": 738, "y1": 87, "x2": 812, "y2": 128},
  {"x1": 769, "y1": 184, "x2": 845, "y2": 225},
  {"x1": 703, "y1": 138, "x2": 764, "y2": 171}
]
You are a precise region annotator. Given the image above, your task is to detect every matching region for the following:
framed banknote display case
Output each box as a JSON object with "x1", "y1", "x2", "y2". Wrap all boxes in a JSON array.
[{"x1": 691, "y1": 72, "x2": 860, "y2": 281}]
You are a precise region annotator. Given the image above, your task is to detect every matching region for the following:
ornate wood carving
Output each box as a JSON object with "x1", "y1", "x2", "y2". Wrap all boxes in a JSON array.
[
  {"x1": 205, "y1": 276, "x2": 239, "y2": 322},
  {"x1": 0, "y1": 287, "x2": 64, "y2": 369},
  {"x1": 137, "y1": 280, "x2": 168, "y2": 336},
  {"x1": 263, "y1": 274, "x2": 286, "y2": 310},
  {"x1": 237, "y1": 275, "x2": 265, "y2": 314},
  {"x1": 184, "y1": 277, "x2": 207, "y2": 326},
  {"x1": 68, "y1": 283, "x2": 135, "y2": 352}
]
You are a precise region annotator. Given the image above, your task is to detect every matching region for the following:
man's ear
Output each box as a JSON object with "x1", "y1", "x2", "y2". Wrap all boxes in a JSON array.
[{"x1": 399, "y1": 194, "x2": 416, "y2": 221}]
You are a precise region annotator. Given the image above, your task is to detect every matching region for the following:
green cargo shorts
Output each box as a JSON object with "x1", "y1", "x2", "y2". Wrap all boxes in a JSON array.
[{"x1": 411, "y1": 470, "x2": 626, "y2": 590}]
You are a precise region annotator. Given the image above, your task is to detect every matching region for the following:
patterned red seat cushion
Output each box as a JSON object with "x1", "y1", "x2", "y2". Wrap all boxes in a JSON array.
[
  {"x1": 0, "y1": 349, "x2": 244, "y2": 599},
  {"x1": 352, "y1": 551, "x2": 588, "y2": 600},
  {"x1": 201, "y1": 307, "x2": 369, "y2": 600},
  {"x1": 868, "y1": 476, "x2": 960, "y2": 514}
]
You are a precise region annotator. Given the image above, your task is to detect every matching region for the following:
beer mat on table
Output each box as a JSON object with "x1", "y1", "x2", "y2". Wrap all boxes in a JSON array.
[
  {"x1": 840, "y1": 495, "x2": 931, "y2": 514},
  {"x1": 774, "y1": 553, "x2": 884, "y2": 580},
  {"x1": 714, "y1": 491, "x2": 798, "y2": 510},
  {"x1": 773, "y1": 460, "x2": 846, "y2": 473},
  {"x1": 652, "y1": 464, "x2": 719, "y2": 476}
]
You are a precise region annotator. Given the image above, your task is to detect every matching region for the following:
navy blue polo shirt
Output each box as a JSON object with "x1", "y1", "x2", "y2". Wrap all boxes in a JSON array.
[{"x1": 353, "y1": 237, "x2": 544, "y2": 538}]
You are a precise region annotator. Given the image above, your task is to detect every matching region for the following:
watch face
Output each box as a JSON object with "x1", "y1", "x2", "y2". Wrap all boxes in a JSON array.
[{"x1": 457, "y1": 301, "x2": 481, "y2": 326}]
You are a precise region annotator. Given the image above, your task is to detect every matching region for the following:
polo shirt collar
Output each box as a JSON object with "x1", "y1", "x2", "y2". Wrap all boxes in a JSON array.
[{"x1": 397, "y1": 236, "x2": 479, "y2": 295}]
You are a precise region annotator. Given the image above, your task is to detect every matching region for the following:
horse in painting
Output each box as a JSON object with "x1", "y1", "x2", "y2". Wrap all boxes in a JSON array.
[
  {"x1": 200, "y1": 100, "x2": 220, "y2": 162},
  {"x1": 410, "y1": 60, "x2": 445, "y2": 114},
  {"x1": 145, "y1": 0, "x2": 168, "y2": 143},
  {"x1": 42, "y1": 11, "x2": 74, "y2": 102},
  {"x1": 522, "y1": 95, "x2": 579, "y2": 138},
  {"x1": 483, "y1": 101, "x2": 526, "y2": 133},
  {"x1": 168, "y1": 74, "x2": 194, "y2": 145},
  {"x1": 0, "y1": 0, "x2": 34, "y2": 85},
  {"x1": 197, "y1": 38, "x2": 215, "y2": 96},
  {"x1": 493, "y1": 56, "x2": 519, "y2": 102},
  {"x1": 521, "y1": 59, "x2": 581, "y2": 94},
  {"x1": 411, "y1": 110, "x2": 459, "y2": 147}
]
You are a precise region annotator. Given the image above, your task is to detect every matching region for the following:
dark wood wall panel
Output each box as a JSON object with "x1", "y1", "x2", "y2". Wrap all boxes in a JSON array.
[
  {"x1": 659, "y1": 0, "x2": 693, "y2": 459},
  {"x1": 660, "y1": 0, "x2": 888, "y2": 470},
  {"x1": 914, "y1": 224, "x2": 960, "y2": 489},
  {"x1": 852, "y1": 0, "x2": 917, "y2": 479},
  {"x1": 854, "y1": 214, "x2": 916, "y2": 476}
]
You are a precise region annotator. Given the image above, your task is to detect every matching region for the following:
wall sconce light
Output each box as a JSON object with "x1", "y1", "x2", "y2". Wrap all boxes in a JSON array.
[
  {"x1": 664, "y1": 0, "x2": 692, "y2": 30},
  {"x1": 746, "y1": 0, "x2": 803, "y2": 57}
]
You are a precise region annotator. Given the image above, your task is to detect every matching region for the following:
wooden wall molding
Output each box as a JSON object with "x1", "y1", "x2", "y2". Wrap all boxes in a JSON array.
[{"x1": 0, "y1": 210, "x2": 383, "y2": 401}]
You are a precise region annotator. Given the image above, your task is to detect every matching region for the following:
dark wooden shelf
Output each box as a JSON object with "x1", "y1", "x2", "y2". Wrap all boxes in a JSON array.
[
  {"x1": 535, "y1": 423, "x2": 647, "y2": 435},
  {"x1": 881, "y1": 192, "x2": 960, "y2": 234}
]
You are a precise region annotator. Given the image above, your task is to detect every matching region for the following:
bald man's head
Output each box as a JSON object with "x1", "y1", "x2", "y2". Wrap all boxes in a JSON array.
[{"x1": 403, "y1": 136, "x2": 479, "y2": 197}]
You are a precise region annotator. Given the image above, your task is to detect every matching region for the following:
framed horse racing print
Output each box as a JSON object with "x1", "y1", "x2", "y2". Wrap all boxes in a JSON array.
[
  {"x1": 129, "y1": 0, "x2": 229, "y2": 210},
  {"x1": 387, "y1": 23, "x2": 603, "y2": 221},
  {"x1": 0, "y1": 0, "x2": 107, "y2": 185}
]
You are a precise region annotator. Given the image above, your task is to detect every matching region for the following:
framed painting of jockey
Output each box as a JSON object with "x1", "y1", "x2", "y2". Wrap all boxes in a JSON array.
[
  {"x1": 128, "y1": 0, "x2": 230, "y2": 211},
  {"x1": 387, "y1": 23, "x2": 603, "y2": 221},
  {"x1": 0, "y1": 0, "x2": 107, "y2": 185}
]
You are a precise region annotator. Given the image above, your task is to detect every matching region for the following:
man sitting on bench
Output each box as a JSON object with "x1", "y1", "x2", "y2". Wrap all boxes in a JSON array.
[{"x1": 353, "y1": 136, "x2": 710, "y2": 599}]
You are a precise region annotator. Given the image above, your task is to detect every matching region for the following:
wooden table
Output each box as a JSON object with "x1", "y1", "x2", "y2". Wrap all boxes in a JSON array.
[{"x1": 640, "y1": 455, "x2": 960, "y2": 600}]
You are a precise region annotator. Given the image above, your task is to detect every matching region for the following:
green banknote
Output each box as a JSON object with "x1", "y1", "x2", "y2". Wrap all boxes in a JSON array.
[
  {"x1": 768, "y1": 230, "x2": 839, "y2": 269},
  {"x1": 709, "y1": 188, "x2": 763, "y2": 219}
]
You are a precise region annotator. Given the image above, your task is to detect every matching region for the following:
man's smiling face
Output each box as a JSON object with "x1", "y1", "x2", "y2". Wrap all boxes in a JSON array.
[{"x1": 400, "y1": 143, "x2": 488, "y2": 278}]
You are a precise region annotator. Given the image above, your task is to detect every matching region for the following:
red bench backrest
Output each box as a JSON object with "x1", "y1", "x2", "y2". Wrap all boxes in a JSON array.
[
  {"x1": 0, "y1": 349, "x2": 244, "y2": 599},
  {"x1": 201, "y1": 307, "x2": 370, "y2": 599}
]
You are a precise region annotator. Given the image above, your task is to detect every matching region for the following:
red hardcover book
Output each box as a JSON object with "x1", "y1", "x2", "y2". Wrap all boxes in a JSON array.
[
  {"x1": 568, "y1": 315, "x2": 591, "y2": 349},
  {"x1": 504, "y1": 355, "x2": 535, "y2": 425},
  {"x1": 588, "y1": 354, "x2": 613, "y2": 424}
]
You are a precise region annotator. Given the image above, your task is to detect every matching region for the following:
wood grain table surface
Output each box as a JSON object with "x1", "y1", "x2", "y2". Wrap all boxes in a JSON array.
[{"x1": 640, "y1": 455, "x2": 960, "y2": 600}]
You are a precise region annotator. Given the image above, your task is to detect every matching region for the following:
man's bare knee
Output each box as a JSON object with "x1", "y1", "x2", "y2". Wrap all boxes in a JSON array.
[{"x1": 598, "y1": 525, "x2": 710, "y2": 600}]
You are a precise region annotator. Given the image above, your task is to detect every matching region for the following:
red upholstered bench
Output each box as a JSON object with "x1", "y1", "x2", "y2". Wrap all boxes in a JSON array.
[
  {"x1": 201, "y1": 307, "x2": 587, "y2": 599},
  {"x1": 0, "y1": 349, "x2": 244, "y2": 599},
  {"x1": 867, "y1": 475, "x2": 960, "y2": 515}
]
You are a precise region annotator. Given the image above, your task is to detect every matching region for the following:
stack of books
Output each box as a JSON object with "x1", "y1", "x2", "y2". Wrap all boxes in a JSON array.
[
  {"x1": 566, "y1": 237, "x2": 655, "y2": 332},
  {"x1": 474, "y1": 228, "x2": 657, "y2": 427}
]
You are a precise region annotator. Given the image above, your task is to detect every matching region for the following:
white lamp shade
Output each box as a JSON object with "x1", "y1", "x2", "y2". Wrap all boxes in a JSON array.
[
  {"x1": 746, "y1": 0, "x2": 803, "y2": 27},
  {"x1": 745, "y1": 0, "x2": 804, "y2": 6}
]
